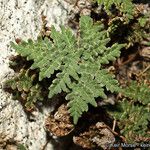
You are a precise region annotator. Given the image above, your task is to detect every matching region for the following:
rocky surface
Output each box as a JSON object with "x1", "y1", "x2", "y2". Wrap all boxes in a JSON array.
[{"x1": 0, "y1": 0, "x2": 72, "y2": 149}]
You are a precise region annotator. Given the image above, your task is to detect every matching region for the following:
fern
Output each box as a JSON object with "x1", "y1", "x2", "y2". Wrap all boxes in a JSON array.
[
  {"x1": 4, "y1": 69, "x2": 44, "y2": 109},
  {"x1": 123, "y1": 81, "x2": 150, "y2": 105},
  {"x1": 96, "y1": 0, "x2": 135, "y2": 20},
  {"x1": 108, "y1": 99, "x2": 150, "y2": 142},
  {"x1": 107, "y1": 81, "x2": 150, "y2": 142},
  {"x1": 11, "y1": 16, "x2": 125, "y2": 124},
  {"x1": 137, "y1": 8, "x2": 150, "y2": 27}
]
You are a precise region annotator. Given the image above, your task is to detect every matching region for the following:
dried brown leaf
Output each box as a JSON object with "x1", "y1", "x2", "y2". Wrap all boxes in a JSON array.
[{"x1": 45, "y1": 104, "x2": 74, "y2": 137}]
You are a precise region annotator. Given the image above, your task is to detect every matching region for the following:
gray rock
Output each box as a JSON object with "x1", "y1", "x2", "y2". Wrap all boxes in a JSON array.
[{"x1": 0, "y1": 0, "x2": 71, "y2": 149}]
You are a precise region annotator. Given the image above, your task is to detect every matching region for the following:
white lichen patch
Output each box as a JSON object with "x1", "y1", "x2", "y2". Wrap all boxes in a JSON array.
[{"x1": 0, "y1": 0, "x2": 71, "y2": 149}]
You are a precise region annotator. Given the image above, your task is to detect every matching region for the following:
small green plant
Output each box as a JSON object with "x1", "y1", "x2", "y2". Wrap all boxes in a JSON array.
[
  {"x1": 4, "y1": 69, "x2": 44, "y2": 109},
  {"x1": 107, "y1": 81, "x2": 150, "y2": 142},
  {"x1": 123, "y1": 81, "x2": 150, "y2": 105},
  {"x1": 96, "y1": 0, "x2": 134, "y2": 20},
  {"x1": 109, "y1": 99, "x2": 150, "y2": 142},
  {"x1": 94, "y1": 0, "x2": 150, "y2": 48},
  {"x1": 9, "y1": 16, "x2": 124, "y2": 124}
]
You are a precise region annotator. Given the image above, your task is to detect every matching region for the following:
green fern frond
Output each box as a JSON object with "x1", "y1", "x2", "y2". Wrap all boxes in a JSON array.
[
  {"x1": 138, "y1": 10, "x2": 150, "y2": 28},
  {"x1": 107, "y1": 81, "x2": 150, "y2": 142},
  {"x1": 4, "y1": 69, "x2": 43, "y2": 109},
  {"x1": 123, "y1": 81, "x2": 150, "y2": 105},
  {"x1": 66, "y1": 73, "x2": 107, "y2": 124},
  {"x1": 96, "y1": 0, "x2": 134, "y2": 19},
  {"x1": 11, "y1": 16, "x2": 125, "y2": 124},
  {"x1": 108, "y1": 99, "x2": 150, "y2": 142},
  {"x1": 4, "y1": 69, "x2": 32, "y2": 91}
]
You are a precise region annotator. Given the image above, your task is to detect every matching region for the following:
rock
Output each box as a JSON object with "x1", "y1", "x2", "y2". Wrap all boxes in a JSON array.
[
  {"x1": 73, "y1": 122, "x2": 115, "y2": 149},
  {"x1": 0, "y1": 0, "x2": 71, "y2": 149}
]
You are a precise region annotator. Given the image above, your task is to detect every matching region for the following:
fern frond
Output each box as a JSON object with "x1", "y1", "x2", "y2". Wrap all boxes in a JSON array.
[
  {"x1": 11, "y1": 16, "x2": 125, "y2": 124},
  {"x1": 108, "y1": 99, "x2": 150, "y2": 142},
  {"x1": 4, "y1": 69, "x2": 44, "y2": 109},
  {"x1": 11, "y1": 29, "x2": 76, "y2": 81},
  {"x1": 66, "y1": 73, "x2": 107, "y2": 124},
  {"x1": 4, "y1": 69, "x2": 32, "y2": 91},
  {"x1": 96, "y1": 0, "x2": 134, "y2": 19},
  {"x1": 95, "y1": 69, "x2": 120, "y2": 93},
  {"x1": 123, "y1": 81, "x2": 150, "y2": 105}
]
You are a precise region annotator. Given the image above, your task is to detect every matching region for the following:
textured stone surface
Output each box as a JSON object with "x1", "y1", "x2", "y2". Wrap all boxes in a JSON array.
[{"x1": 0, "y1": 0, "x2": 71, "y2": 149}]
